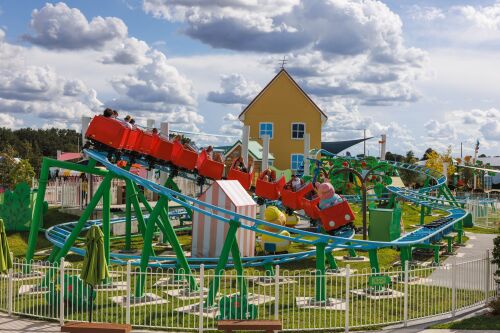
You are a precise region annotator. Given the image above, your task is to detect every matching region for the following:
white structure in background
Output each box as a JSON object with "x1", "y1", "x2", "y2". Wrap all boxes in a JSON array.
[{"x1": 380, "y1": 134, "x2": 387, "y2": 160}]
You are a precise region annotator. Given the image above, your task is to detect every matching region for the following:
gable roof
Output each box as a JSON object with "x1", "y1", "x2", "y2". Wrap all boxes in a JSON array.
[
  {"x1": 238, "y1": 68, "x2": 328, "y2": 123},
  {"x1": 223, "y1": 140, "x2": 275, "y2": 161},
  {"x1": 215, "y1": 180, "x2": 256, "y2": 206}
]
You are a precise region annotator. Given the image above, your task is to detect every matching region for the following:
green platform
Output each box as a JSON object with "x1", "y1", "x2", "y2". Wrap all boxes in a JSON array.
[{"x1": 368, "y1": 205, "x2": 402, "y2": 242}]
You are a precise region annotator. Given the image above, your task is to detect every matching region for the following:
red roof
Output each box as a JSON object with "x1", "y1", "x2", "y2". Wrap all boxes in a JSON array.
[{"x1": 57, "y1": 152, "x2": 82, "y2": 161}]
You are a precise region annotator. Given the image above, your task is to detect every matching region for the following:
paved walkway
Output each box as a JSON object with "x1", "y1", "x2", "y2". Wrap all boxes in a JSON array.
[{"x1": 424, "y1": 233, "x2": 495, "y2": 290}]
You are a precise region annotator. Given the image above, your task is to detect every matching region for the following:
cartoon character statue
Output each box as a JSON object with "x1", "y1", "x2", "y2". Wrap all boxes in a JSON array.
[
  {"x1": 315, "y1": 182, "x2": 342, "y2": 210},
  {"x1": 259, "y1": 206, "x2": 291, "y2": 253}
]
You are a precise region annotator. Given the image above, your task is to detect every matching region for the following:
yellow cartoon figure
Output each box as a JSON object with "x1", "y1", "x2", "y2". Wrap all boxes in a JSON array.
[{"x1": 259, "y1": 206, "x2": 291, "y2": 253}]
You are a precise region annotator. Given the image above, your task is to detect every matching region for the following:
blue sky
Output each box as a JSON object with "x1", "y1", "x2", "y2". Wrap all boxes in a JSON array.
[{"x1": 0, "y1": 0, "x2": 498, "y2": 157}]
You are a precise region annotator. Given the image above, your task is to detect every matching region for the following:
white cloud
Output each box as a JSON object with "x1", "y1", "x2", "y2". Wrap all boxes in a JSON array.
[
  {"x1": 109, "y1": 50, "x2": 196, "y2": 108},
  {"x1": 23, "y1": 2, "x2": 127, "y2": 50},
  {"x1": 409, "y1": 5, "x2": 445, "y2": 22},
  {"x1": 207, "y1": 74, "x2": 261, "y2": 105},
  {"x1": 101, "y1": 37, "x2": 150, "y2": 65},
  {"x1": 456, "y1": 3, "x2": 500, "y2": 30},
  {"x1": 0, "y1": 28, "x2": 102, "y2": 124},
  {"x1": 145, "y1": 0, "x2": 427, "y2": 106},
  {"x1": 0, "y1": 113, "x2": 23, "y2": 128}
]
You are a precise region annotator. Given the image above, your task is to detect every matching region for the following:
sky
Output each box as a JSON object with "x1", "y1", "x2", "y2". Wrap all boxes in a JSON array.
[{"x1": 0, "y1": 0, "x2": 499, "y2": 158}]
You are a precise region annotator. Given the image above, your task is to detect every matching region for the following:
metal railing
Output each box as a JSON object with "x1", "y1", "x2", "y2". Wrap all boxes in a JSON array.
[
  {"x1": 465, "y1": 198, "x2": 499, "y2": 229},
  {"x1": 0, "y1": 253, "x2": 496, "y2": 332}
]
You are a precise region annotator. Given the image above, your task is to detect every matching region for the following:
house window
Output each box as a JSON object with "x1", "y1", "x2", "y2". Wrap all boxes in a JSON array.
[
  {"x1": 291, "y1": 154, "x2": 304, "y2": 171},
  {"x1": 291, "y1": 123, "x2": 305, "y2": 139},
  {"x1": 259, "y1": 122, "x2": 273, "y2": 139}
]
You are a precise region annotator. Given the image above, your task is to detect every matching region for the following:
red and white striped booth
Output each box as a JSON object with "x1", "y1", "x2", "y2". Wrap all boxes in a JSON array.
[{"x1": 191, "y1": 180, "x2": 257, "y2": 258}]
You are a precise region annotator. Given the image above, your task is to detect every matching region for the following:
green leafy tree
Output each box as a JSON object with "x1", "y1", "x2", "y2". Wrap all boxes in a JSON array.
[{"x1": 0, "y1": 145, "x2": 35, "y2": 189}]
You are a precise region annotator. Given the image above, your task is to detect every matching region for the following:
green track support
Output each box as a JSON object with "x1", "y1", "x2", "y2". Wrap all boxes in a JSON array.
[
  {"x1": 206, "y1": 219, "x2": 241, "y2": 307},
  {"x1": 326, "y1": 250, "x2": 338, "y2": 270},
  {"x1": 134, "y1": 196, "x2": 166, "y2": 297},
  {"x1": 315, "y1": 242, "x2": 327, "y2": 302},
  {"x1": 346, "y1": 242, "x2": 357, "y2": 258},
  {"x1": 134, "y1": 196, "x2": 198, "y2": 297},
  {"x1": 125, "y1": 182, "x2": 132, "y2": 251},
  {"x1": 102, "y1": 178, "x2": 111, "y2": 266},
  {"x1": 413, "y1": 243, "x2": 440, "y2": 264},
  {"x1": 25, "y1": 160, "x2": 50, "y2": 270},
  {"x1": 400, "y1": 246, "x2": 411, "y2": 270},
  {"x1": 264, "y1": 263, "x2": 274, "y2": 276},
  {"x1": 419, "y1": 205, "x2": 425, "y2": 226},
  {"x1": 368, "y1": 249, "x2": 380, "y2": 273},
  {"x1": 52, "y1": 175, "x2": 113, "y2": 264}
]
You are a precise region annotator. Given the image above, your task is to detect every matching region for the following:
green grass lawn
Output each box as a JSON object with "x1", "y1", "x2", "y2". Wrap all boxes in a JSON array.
[
  {"x1": 464, "y1": 226, "x2": 500, "y2": 235},
  {"x1": 430, "y1": 314, "x2": 500, "y2": 330}
]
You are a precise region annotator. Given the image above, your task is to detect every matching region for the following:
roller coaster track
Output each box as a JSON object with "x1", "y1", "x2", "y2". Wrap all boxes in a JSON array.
[{"x1": 43, "y1": 149, "x2": 468, "y2": 269}]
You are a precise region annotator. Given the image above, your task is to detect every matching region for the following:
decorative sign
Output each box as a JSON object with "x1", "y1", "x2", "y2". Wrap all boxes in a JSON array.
[{"x1": 368, "y1": 275, "x2": 391, "y2": 287}]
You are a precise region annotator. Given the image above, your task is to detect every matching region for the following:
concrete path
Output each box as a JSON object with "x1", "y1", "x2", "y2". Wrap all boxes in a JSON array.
[{"x1": 423, "y1": 233, "x2": 495, "y2": 290}]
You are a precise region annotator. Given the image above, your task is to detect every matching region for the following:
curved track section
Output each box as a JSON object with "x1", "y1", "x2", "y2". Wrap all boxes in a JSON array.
[{"x1": 44, "y1": 149, "x2": 468, "y2": 268}]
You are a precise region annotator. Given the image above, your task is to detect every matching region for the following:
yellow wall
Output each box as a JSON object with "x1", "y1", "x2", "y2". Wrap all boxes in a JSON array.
[{"x1": 241, "y1": 71, "x2": 323, "y2": 170}]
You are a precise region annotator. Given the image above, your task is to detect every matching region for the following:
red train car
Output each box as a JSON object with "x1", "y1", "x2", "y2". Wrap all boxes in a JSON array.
[
  {"x1": 301, "y1": 193, "x2": 321, "y2": 220},
  {"x1": 196, "y1": 149, "x2": 224, "y2": 180},
  {"x1": 255, "y1": 176, "x2": 286, "y2": 201},
  {"x1": 227, "y1": 168, "x2": 254, "y2": 190},
  {"x1": 150, "y1": 136, "x2": 174, "y2": 162},
  {"x1": 319, "y1": 196, "x2": 355, "y2": 233},
  {"x1": 134, "y1": 130, "x2": 159, "y2": 155},
  {"x1": 85, "y1": 116, "x2": 129, "y2": 150},
  {"x1": 281, "y1": 182, "x2": 313, "y2": 211},
  {"x1": 124, "y1": 127, "x2": 141, "y2": 151},
  {"x1": 171, "y1": 140, "x2": 198, "y2": 170}
]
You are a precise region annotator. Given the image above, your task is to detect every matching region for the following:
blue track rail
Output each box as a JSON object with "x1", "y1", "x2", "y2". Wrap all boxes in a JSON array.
[{"x1": 43, "y1": 149, "x2": 468, "y2": 268}]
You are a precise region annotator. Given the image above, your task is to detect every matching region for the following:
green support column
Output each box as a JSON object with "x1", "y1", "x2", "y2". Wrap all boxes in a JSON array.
[
  {"x1": 156, "y1": 202, "x2": 197, "y2": 291},
  {"x1": 419, "y1": 205, "x2": 425, "y2": 225},
  {"x1": 124, "y1": 182, "x2": 132, "y2": 251},
  {"x1": 134, "y1": 196, "x2": 167, "y2": 297},
  {"x1": 326, "y1": 250, "x2": 339, "y2": 270},
  {"x1": 346, "y1": 242, "x2": 357, "y2": 258},
  {"x1": 206, "y1": 219, "x2": 240, "y2": 307},
  {"x1": 368, "y1": 249, "x2": 380, "y2": 274},
  {"x1": 400, "y1": 246, "x2": 411, "y2": 270},
  {"x1": 315, "y1": 242, "x2": 327, "y2": 302},
  {"x1": 264, "y1": 263, "x2": 274, "y2": 276},
  {"x1": 25, "y1": 160, "x2": 50, "y2": 270},
  {"x1": 102, "y1": 177, "x2": 111, "y2": 266},
  {"x1": 230, "y1": 237, "x2": 248, "y2": 299},
  {"x1": 125, "y1": 179, "x2": 147, "y2": 236},
  {"x1": 50, "y1": 175, "x2": 112, "y2": 265}
]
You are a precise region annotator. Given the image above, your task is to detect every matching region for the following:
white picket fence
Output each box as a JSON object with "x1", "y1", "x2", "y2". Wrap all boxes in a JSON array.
[
  {"x1": 0, "y1": 253, "x2": 497, "y2": 332},
  {"x1": 465, "y1": 198, "x2": 500, "y2": 229}
]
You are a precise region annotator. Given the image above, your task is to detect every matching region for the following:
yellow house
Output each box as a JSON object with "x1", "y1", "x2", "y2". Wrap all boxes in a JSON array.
[{"x1": 239, "y1": 69, "x2": 327, "y2": 171}]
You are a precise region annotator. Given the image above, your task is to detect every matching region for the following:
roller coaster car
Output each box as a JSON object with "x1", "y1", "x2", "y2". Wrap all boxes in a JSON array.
[
  {"x1": 124, "y1": 127, "x2": 141, "y2": 151},
  {"x1": 196, "y1": 149, "x2": 225, "y2": 180},
  {"x1": 134, "y1": 130, "x2": 159, "y2": 155},
  {"x1": 85, "y1": 116, "x2": 129, "y2": 150},
  {"x1": 281, "y1": 182, "x2": 313, "y2": 211},
  {"x1": 171, "y1": 140, "x2": 198, "y2": 170},
  {"x1": 255, "y1": 176, "x2": 286, "y2": 201},
  {"x1": 150, "y1": 136, "x2": 174, "y2": 162},
  {"x1": 227, "y1": 168, "x2": 254, "y2": 190},
  {"x1": 319, "y1": 196, "x2": 355, "y2": 233},
  {"x1": 301, "y1": 193, "x2": 321, "y2": 220}
]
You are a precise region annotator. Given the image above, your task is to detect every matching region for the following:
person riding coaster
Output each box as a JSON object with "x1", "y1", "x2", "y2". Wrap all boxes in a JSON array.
[{"x1": 314, "y1": 182, "x2": 356, "y2": 235}]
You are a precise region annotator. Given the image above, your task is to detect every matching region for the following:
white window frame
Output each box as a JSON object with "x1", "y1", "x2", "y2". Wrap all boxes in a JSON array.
[
  {"x1": 259, "y1": 122, "x2": 274, "y2": 139},
  {"x1": 291, "y1": 122, "x2": 306, "y2": 140},
  {"x1": 290, "y1": 153, "x2": 304, "y2": 171}
]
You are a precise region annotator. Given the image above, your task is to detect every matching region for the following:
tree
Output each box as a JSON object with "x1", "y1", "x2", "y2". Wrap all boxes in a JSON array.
[
  {"x1": 424, "y1": 146, "x2": 456, "y2": 179},
  {"x1": 0, "y1": 145, "x2": 35, "y2": 189},
  {"x1": 422, "y1": 148, "x2": 435, "y2": 160},
  {"x1": 11, "y1": 159, "x2": 35, "y2": 186},
  {"x1": 399, "y1": 150, "x2": 421, "y2": 187}
]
